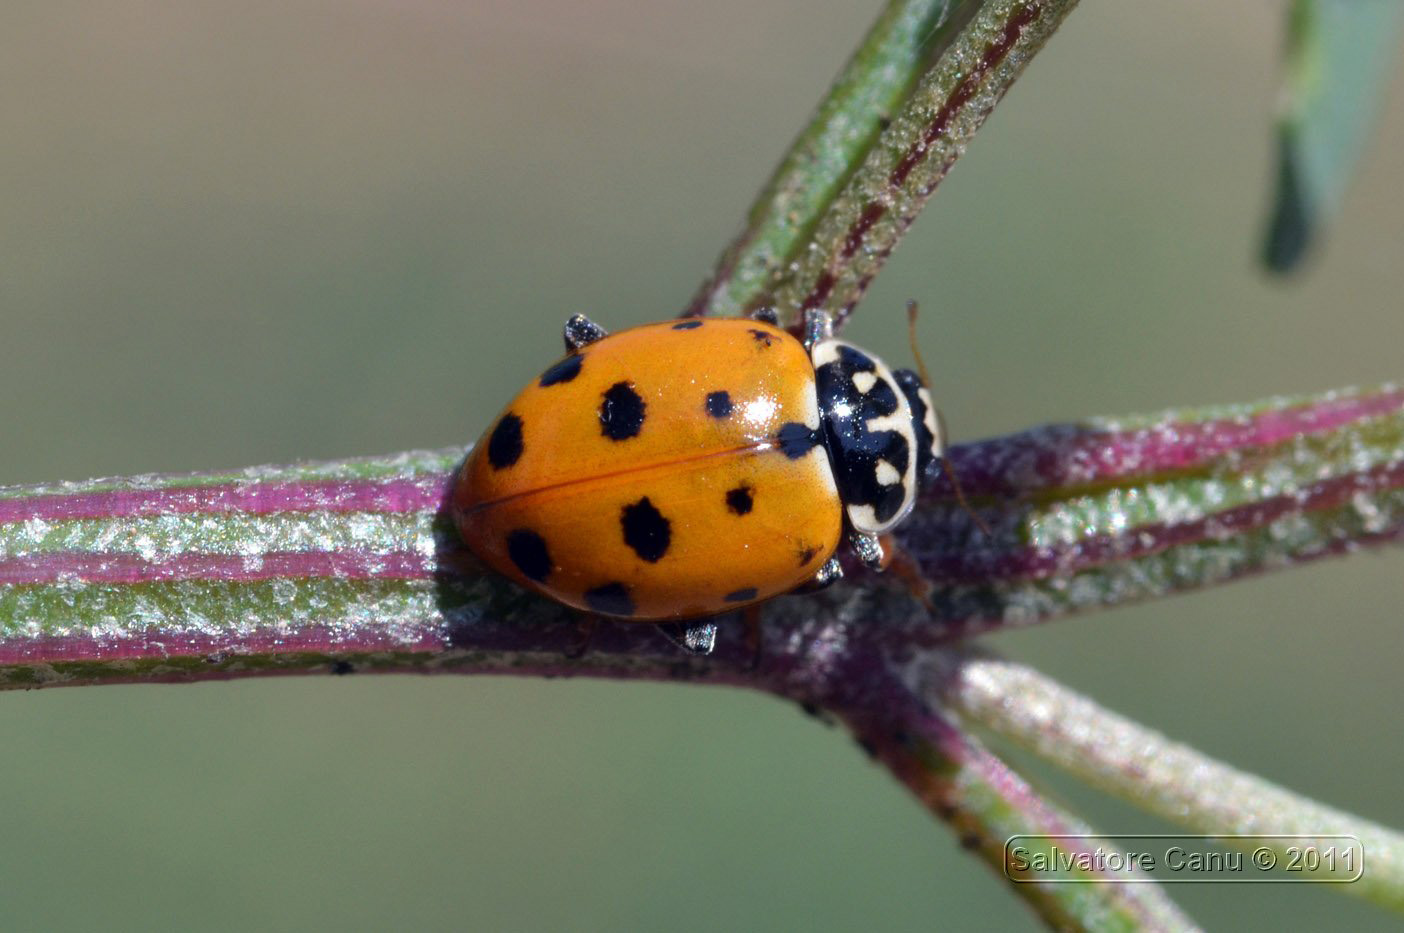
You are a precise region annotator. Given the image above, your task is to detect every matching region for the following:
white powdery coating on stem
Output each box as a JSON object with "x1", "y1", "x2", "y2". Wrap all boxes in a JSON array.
[
  {"x1": 943, "y1": 656, "x2": 1404, "y2": 908},
  {"x1": 0, "y1": 511, "x2": 434, "y2": 560}
]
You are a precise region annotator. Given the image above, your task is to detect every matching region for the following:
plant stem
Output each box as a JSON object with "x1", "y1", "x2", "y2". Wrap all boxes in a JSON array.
[
  {"x1": 2, "y1": 384, "x2": 1400, "y2": 925},
  {"x1": 838, "y1": 672, "x2": 1200, "y2": 930},
  {"x1": 765, "y1": 0, "x2": 1079, "y2": 326},
  {"x1": 942, "y1": 653, "x2": 1404, "y2": 912},
  {"x1": 687, "y1": 0, "x2": 1082, "y2": 325},
  {"x1": 685, "y1": 0, "x2": 960, "y2": 319},
  {"x1": 1, "y1": 384, "x2": 1399, "y2": 687}
]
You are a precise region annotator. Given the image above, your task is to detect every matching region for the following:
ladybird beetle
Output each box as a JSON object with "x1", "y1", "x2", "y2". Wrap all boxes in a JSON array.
[{"x1": 451, "y1": 308, "x2": 943, "y2": 653}]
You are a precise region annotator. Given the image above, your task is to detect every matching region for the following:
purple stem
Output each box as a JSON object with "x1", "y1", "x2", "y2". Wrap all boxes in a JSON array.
[{"x1": 0, "y1": 385, "x2": 1398, "y2": 679}]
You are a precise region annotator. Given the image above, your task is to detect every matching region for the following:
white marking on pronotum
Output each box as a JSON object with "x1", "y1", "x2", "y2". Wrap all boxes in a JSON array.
[
  {"x1": 848, "y1": 503, "x2": 880, "y2": 530},
  {"x1": 810, "y1": 338, "x2": 919, "y2": 534},
  {"x1": 917, "y1": 385, "x2": 942, "y2": 457},
  {"x1": 856, "y1": 355, "x2": 917, "y2": 532},
  {"x1": 809, "y1": 340, "x2": 844, "y2": 369}
]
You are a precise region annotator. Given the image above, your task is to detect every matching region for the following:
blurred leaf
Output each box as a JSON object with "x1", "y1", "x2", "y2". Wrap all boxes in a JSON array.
[{"x1": 1264, "y1": 0, "x2": 1404, "y2": 272}]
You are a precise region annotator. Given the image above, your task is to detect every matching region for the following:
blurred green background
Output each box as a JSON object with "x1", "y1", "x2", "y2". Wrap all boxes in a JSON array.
[{"x1": 3, "y1": 1, "x2": 1402, "y2": 929}]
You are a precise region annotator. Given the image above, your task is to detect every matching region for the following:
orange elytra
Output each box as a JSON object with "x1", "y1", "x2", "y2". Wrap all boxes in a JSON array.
[{"x1": 452, "y1": 308, "x2": 944, "y2": 653}]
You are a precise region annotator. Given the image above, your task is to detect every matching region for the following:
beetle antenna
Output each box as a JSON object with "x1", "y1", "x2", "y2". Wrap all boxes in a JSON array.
[
  {"x1": 941, "y1": 448, "x2": 992, "y2": 537},
  {"x1": 908, "y1": 300, "x2": 990, "y2": 537},
  {"x1": 905, "y1": 300, "x2": 933, "y2": 389}
]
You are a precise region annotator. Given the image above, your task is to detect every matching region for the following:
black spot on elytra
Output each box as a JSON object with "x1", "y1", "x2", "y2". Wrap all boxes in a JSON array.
[
  {"x1": 538, "y1": 354, "x2": 583, "y2": 387},
  {"x1": 621, "y1": 496, "x2": 671, "y2": 562},
  {"x1": 599, "y1": 382, "x2": 645, "y2": 440},
  {"x1": 748, "y1": 328, "x2": 775, "y2": 347},
  {"x1": 672, "y1": 320, "x2": 703, "y2": 330},
  {"x1": 506, "y1": 529, "x2": 552, "y2": 582},
  {"x1": 724, "y1": 586, "x2": 758, "y2": 603},
  {"x1": 487, "y1": 413, "x2": 523, "y2": 469},
  {"x1": 584, "y1": 582, "x2": 634, "y2": 617},
  {"x1": 725, "y1": 485, "x2": 753, "y2": 515},
  {"x1": 776, "y1": 422, "x2": 821, "y2": 458},
  {"x1": 705, "y1": 391, "x2": 733, "y2": 418},
  {"x1": 797, "y1": 545, "x2": 819, "y2": 566}
]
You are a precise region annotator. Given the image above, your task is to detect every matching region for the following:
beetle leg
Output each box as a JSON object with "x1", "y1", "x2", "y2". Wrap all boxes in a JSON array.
[
  {"x1": 562, "y1": 314, "x2": 608, "y2": 352},
  {"x1": 798, "y1": 556, "x2": 844, "y2": 591},
  {"x1": 847, "y1": 529, "x2": 885, "y2": 571},
  {"x1": 802, "y1": 308, "x2": 834, "y2": 351},
  {"x1": 654, "y1": 621, "x2": 718, "y2": 656},
  {"x1": 741, "y1": 605, "x2": 763, "y2": 670},
  {"x1": 882, "y1": 536, "x2": 936, "y2": 613},
  {"x1": 750, "y1": 306, "x2": 780, "y2": 326},
  {"x1": 563, "y1": 616, "x2": 600, "y2": 660}
]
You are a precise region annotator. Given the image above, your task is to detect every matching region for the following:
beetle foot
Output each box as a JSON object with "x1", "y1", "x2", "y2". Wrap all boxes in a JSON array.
[
  {"x1": 802, "y1": 308, "x2": 834, "y2": 350},
  {"x1": 797, "y1": 556, "x2": 843, "y2": 592},
  {"x1": 654, "y1": 621, "x2": 718, "y2": 655},
  {"x1": 563, "y1": 314, "x2": 608, "y2": 352},
  {"x1": 848, "y1": 530, "x2": 885, "y2": 571},
  {"x1": 750, "y1": 306, "x2": 780, "y2": 326}
]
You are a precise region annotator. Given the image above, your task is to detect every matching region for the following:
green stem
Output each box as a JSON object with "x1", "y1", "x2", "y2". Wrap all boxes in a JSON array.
[
  {"x1": 686, "y1": 0, "x2": 1081, "y2": 325},
  {"x1": 685, "y1": 0, "x2": 962, "y2": 319},
  {"x1": 942, "y1": 653, "x2": 1404, "y2": 913},
  {"x1": 766, "y1": 0, "x2": 1078, "y2": 324},
  {"x1": 844, "y1": 681, "x2": 1199, "y2": 930}
]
